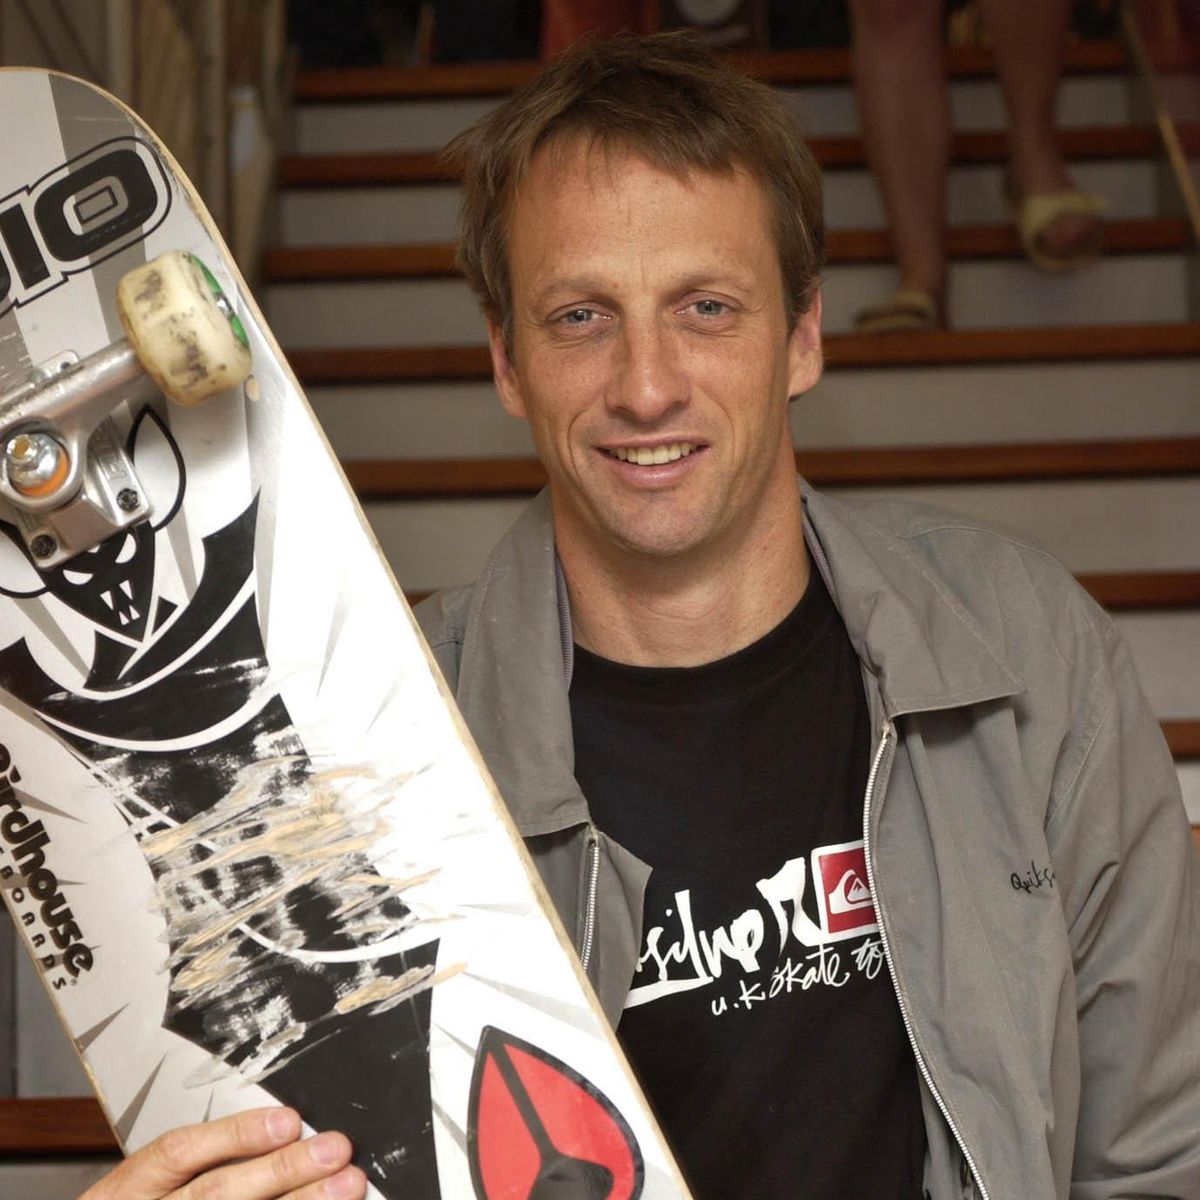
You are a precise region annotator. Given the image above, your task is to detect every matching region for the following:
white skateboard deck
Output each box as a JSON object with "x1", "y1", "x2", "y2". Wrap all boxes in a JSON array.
[{"x1": 0, "y1": 68, "x2": 689, "y2": 1200}]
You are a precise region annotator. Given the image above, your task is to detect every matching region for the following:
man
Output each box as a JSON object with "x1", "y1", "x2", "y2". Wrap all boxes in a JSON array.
[{"x1": 83, "y1": 32, "x2": 1197, "y2": 1200}]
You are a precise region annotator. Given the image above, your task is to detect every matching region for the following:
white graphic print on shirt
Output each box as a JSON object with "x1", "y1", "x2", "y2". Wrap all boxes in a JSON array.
[{"x1": 626, "y1": 839, "x2": 883, "y2": 1015}]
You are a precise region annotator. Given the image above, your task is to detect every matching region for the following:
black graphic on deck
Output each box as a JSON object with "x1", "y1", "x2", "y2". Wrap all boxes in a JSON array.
[
  {"x1": 468, "y1": 1027, "x2": 644, "y2": 1200},
  {"x1": 0, "y1": 138, "x2": 172, "y2": 317},
  {"x1": 0, "y1": 406, "x2": 440, "y2": 1197}
]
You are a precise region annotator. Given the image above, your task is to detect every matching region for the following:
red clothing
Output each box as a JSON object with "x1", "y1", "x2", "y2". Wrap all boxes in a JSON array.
[{"x1": 541, "y1": 0, "x2": 657, "y2": 58}]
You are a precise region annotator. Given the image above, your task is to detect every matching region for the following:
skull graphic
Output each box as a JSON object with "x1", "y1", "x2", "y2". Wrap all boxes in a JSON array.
[{"x1": 0, "y1": 405, "x2": 184, "y2": 642}]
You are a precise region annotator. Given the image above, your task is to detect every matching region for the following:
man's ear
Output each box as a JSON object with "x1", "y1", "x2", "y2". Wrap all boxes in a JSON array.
[
  {"x1": 786, "y1": 287, "x2": 823, "y2": 399},
  {"x1": 488, "y1": 319, "x2": 527, "y2": 420}
]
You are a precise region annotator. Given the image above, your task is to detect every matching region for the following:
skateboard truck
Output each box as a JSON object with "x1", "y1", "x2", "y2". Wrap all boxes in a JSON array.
[{"x1": 0, "y1": 252, "x2": 251, "y2": 569}]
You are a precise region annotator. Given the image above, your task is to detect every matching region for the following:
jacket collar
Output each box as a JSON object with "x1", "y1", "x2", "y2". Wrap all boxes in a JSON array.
[
  {"x1": 456, "y1": 492, "x2": 589, "y2": 837},
  {"x1": 455, "y1": 485, "x2": 1023, "y2": 835},
  {"x1": 802, "y1": 483, "x2": 1023, "y2": 719}
]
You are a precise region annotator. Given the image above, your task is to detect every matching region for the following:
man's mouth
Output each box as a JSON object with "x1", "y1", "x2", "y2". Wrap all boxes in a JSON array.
[{"x1": 605, "y1": 442, "x2": 700, "y2": 465}]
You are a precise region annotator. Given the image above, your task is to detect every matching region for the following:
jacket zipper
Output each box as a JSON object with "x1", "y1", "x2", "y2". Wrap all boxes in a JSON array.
[
  {"x1": 862, "y1": 720, "x2": 990, "y2": 1200},
  {"x1": 579, "y1": 828, "x2": 601, "y2": 974}
]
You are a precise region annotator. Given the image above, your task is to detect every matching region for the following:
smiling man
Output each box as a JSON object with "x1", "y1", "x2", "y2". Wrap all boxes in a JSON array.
[
  {"x1": 81, "y1": 30, "x2": 1198, "y2": 1200},
  {"x1": 488, "y1": 143, "x2": 819, "y2": 664},
  {"x1": 419, "y1": 30, "x2": 1200, "y2": 1200}
]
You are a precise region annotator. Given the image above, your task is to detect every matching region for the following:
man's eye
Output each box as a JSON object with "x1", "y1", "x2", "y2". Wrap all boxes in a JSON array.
[
  {"x1": 562, "y1": 308, "x2": 595, "y2": 324},
  {"x1": 691, "y1": 299, "x2": 727, "y2": 317}
]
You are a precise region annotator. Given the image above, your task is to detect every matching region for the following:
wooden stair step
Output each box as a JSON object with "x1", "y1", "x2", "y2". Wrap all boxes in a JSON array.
[
  {"x1": 815, "y1": 124, "x2": 1199, "y2": 168},
  {"x1": 1166, "y1": 720, "x2": 1200, "y2": 759},
  {"x1": 0, "y1": 1097, "x2": 116, "y2": 1157},
  {"x1": 824, "y1": 324, "x2": 1200, "y2": 368},
  {"x1": 263, "y1": 218, "x2": 1194, "y2": 281},
  {"x1": 286, "y1": 324, "x2": 1200, "y2": 383},
  {"x1": 293, "y1": 40, "x2": 1131, "y2": 101},
  {"x1": 278, "y1": 124, "x2": 1200, "y2": 187},
  {"x1": 1078, "y1": 571, "x2": 1200, "y2": 611},
  {"x1": 400, "y1": 572, "x2": 1198, "y2": 612},
  {"x1": 341, "y1": 440, "x2": 1200, "y2": 499}
]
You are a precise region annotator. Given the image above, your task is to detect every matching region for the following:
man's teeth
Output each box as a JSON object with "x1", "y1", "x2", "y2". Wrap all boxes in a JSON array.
[{"x1": 611, "y1": 443, "x2": 697, "y2": 465}]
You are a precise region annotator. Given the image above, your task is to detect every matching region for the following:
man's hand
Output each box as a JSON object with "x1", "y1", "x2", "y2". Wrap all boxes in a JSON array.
[{"x1": 79, "y1": 1107, "x2": 367, "y2": 1200}]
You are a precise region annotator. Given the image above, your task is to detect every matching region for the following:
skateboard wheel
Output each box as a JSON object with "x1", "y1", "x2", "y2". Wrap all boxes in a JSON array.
[{"x1": 117, "y1": 251, "x2": 251, "y2": 406}]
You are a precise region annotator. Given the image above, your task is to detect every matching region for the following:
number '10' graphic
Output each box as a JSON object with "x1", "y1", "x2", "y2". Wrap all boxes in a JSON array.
[{"x1": 0, "y1": 136, "x2": 172, "y2": 318}]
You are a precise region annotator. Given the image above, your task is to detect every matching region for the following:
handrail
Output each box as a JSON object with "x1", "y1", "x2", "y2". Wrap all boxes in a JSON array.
[{"x1": 1121, "y1": 5, "x2": 1200, "y2": 244}]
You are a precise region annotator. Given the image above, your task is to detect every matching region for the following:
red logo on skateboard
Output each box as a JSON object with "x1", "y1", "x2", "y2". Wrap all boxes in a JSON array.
[
  {"x1": 468, "y1": 1027, "x2": 644, "y2": 1200},
  {"x1": 811, "y1": 841, "x2": 878, "y2": 940}
]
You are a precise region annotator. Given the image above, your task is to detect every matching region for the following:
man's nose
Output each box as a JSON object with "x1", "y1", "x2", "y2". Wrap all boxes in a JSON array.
[{"x1": 607, "y1": 317, "x2": 688, "y2": 422}]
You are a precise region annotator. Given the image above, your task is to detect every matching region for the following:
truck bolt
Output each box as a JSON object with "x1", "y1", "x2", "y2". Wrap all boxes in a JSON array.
[{"x1": 5, "y1": 432, "x2": 69, "y2": 498}]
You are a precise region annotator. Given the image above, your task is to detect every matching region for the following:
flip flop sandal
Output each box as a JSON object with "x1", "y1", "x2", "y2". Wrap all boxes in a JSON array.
[
  {"x1": 853, "y1": 288, "x2": 942, "y2": 335},
  {"x1": 1005, "y1": 180, "x2": 1106, "y2": 273}
]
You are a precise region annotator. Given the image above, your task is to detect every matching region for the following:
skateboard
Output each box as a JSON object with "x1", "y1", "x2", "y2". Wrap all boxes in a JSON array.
[{"x1": 0, "y1": 69, "x2": 691, "y2": 1200}]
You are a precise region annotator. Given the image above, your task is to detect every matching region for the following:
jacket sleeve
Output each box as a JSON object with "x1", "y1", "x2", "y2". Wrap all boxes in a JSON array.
[
  {"x1": 412, "y1": 586, "x2": 471, "y2": 692},
  {"x1": 1045, "y1": 615, "x2": 1200, "y2": 1199}
]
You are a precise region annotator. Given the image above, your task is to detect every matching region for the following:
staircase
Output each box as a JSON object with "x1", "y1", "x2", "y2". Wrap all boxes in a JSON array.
[
  {"x1": 1, "y1": 34, "x2": 1198, "y2": 1194},
  {"x1": 267, "y1": 40, "x2": 1199, "y2": 831}
]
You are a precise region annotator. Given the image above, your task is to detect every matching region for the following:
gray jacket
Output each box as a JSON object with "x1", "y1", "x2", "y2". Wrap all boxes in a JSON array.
[{"x1": 415, "y1": 485, "x2": 1200, "y2": 1200}]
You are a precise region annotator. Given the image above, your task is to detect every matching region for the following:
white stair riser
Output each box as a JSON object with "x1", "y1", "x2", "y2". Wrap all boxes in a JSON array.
[
  {"x1": 799, "y1": 362, "x2": 1200, "y2": 446},
  {"x1": 266, "y1": 253, "x2": 1188, "y2": 348},
  {"x1": 791, "y1": 74, "x2": 1133, "y2": 137},
  {"x1": 0, "y1": 1164, "x2": 110, "y2": 1199},
  {"x1": 1118, "y1": 611, "x2": 1200, "y2": 718},
  {"x1": 825, "y1": 160, "x2": 1161, "y2": 230},
  {"x1": 362, "y1": 479, "x2": 1200, "y2": 589},
  {"x1": 296, "y1": 96, "x2": 489, "y2": 155},
  {"x1": 1182, "y1": 764, "x2": 1200, "y2": 823},
  {"x1": 279, "y1": 184, "x2": 460, "y2": 246},
  {"x1": 313, "y1": 384, "x2": 528, "y2": 458},
  {"x1": 277, "y1": 160, "x2": 1162, "y2": 247},
  {"x1": 270, "y1": 278, "x2": 481, "y2": 346},
  {"x1": 293, "y1": 76, "x2": 1133, "y2": 153},
  {"x1": 823, "y1": 255, "x2": 1187, "y2": 331},
  {"x1": 835, "y1": 480, "x2": 1200, "y2": 574},
  {"x1": 1159, "y1": 72, "x2": 1200, "y2": 121},
  {"x1": 13, "y1": 949, "x2": 90, "y2": 1095},
  {"x1": 308, "y1": 360, "x2": 1200, "y2": 460}
]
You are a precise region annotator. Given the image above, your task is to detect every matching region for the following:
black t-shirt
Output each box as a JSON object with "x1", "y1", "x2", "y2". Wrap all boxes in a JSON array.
[{"x1": 569, "y1": 571, "x2": 926, "y2": 1198}]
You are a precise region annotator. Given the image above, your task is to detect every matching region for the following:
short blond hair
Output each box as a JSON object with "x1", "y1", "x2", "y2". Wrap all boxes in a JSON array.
[{"x1": 445, "y1": 32, "x2": 825, "y2": 347}]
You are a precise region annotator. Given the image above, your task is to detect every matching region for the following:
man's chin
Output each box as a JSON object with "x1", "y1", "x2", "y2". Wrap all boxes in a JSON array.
[
  {"x1": 550, "y1": 488, "x2": 722, "y2": 562},
  {"x1": 592, "y1": 514, "x2": 717, "y2": 563}
]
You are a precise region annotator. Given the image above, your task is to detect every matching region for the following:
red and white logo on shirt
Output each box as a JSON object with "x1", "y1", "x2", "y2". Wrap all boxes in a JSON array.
[
  {"x1": 812, "y1": 841, "x2": 879, "y2": 941},
  {"x1": 625, "y1": 838, "x2": 884, "y2": 1012}
]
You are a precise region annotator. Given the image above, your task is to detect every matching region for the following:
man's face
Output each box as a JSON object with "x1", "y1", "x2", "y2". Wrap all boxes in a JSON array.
[{"x1": 489, "y1": 141, "x2": 822, "y2": 566}]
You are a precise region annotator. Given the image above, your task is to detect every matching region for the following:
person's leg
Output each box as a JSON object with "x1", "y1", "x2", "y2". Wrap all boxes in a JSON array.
[
  {"x1": 979, "y1": 0, "x2": 1104, "y2": 265},
  {"x1": 849, "y1": 0, "x2": 949, "y2": 312}
]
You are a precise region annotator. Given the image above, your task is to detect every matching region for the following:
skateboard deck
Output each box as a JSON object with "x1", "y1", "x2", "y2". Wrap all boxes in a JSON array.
[{"x1": 0, "y1": 69, "x2": 690, "y2": 1199}]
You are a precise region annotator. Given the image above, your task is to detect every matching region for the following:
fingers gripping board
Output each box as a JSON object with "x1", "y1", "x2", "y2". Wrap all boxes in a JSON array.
[{"x1": 0, "y1": 69, "x2": 690, "y2": 1200}]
